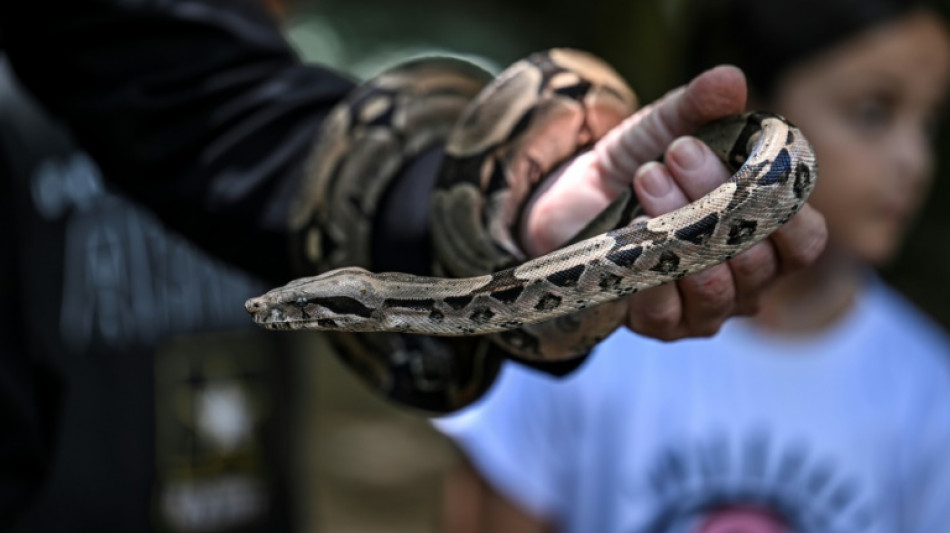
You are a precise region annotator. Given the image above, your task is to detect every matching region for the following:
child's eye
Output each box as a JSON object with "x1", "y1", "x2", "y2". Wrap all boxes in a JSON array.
[{"x1": 849, "y1": 98, "x2": 895, "y2": 133}]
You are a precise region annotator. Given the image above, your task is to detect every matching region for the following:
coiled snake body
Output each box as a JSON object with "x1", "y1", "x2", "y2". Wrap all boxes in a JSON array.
[{"x1": 246, "y1": 49, "x2": 817, "y2": 375}]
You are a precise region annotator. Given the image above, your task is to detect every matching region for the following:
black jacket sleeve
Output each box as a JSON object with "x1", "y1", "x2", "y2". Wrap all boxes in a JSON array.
[{"x1": 0, "y1": 0, "x2": 356, "y2": 282}]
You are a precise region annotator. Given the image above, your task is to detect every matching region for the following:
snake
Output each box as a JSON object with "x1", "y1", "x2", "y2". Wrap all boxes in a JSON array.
[{"x1": 245, "y1": 49, "x2": 818, "y2": 395}]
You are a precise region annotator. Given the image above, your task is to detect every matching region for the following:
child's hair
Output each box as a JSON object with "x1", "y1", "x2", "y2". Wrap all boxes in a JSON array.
[{"x1": 684, "y1": 0, "x2": 941, "y2": 99}]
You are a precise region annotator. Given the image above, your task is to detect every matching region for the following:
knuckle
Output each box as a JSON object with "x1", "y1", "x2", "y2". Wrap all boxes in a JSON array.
[
  {"x1": 778, "y1": 208, "x2": 828, "y2": 271},
  {"x1": 730, "y1": 243, "x2": 776, "y2": 283},
  {"x1": 679, "y1": 270, "x2": 734, "y2": 339},
  {"x1": 640, "y1": 305, "x2": 681, "y2": 329},
  {"x1": 686, "y1": 267, "x2": 734, "y2": 309},
  {"x1": 786, "y1": 224, "x2": 828, "y2": 270},
  {"x1": 628, "y1": 302, "x2": 681, "y2": 335}
]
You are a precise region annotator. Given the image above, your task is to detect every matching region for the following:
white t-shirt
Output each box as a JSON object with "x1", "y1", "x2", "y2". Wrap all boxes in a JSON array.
[{"x1": 436, "y1": 282, "x2": 950, "y2": 532}]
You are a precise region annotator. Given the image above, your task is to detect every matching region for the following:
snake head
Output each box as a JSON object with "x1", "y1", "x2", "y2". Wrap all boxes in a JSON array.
[{"x1": 244, "y1": 269, "x2": 380, "y2": 331}]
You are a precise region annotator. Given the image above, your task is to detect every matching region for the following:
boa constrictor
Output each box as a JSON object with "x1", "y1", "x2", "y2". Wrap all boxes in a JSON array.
[{"x1": 245, "y1": 49, "x2": 817, "y2": 402}]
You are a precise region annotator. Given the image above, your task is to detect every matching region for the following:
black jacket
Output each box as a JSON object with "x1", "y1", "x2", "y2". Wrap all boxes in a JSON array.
[{"x1": 1, "y1": 0, "x2": 357, "y2": 283}]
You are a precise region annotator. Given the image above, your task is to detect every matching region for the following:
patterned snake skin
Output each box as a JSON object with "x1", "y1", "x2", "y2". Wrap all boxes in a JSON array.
[{"x1": 245, "y1": 49, "x2": 818, "y2": 409}]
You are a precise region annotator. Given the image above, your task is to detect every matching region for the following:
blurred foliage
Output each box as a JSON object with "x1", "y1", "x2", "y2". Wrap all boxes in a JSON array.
[
  {"x1": 285, "y1": 0, "x2": 950, "y2": 329},
  {"x1": 284, "y1": 0, "x2": 690, "y2": 98}
]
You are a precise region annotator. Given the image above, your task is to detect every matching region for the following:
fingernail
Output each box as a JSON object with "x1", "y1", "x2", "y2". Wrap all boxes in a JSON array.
[
  {"x1": 670, "y1": 136, "x2": 704, "y2": 170},
  {"x1": 638, "y1": 162, "x2": 672, "y2": 198}
]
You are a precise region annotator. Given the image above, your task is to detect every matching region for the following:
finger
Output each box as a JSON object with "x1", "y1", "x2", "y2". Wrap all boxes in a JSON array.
[
  {"x1": 663, "y1": 136, "x2": 730, "y2": 200},
  {"x1": 639, "y1": 135, "x2": 737, "y2": 336},
  {"x1": 769, "y1": 204, "x2": 828, "y2": 273},
  {"x1": 520, "y1": 151, "x2": 612, "y2": 256},
  {"x1": 626, "y1": 163, "x2": 690, "y2": 340},
  {"x1": 678, "y1": 264, "x2": 736, "y2": 337},
  {"x1": 728, "y1": 241, "x2": 779, "y2": 315},
  {"x1": 626, "y1": 282, "x2": 684, "y2": 341},
  {"x1": 523, "y1": 66, "x2": 746, "y2": 256},
  {"x1": 594, "y1": 65, "x2": 747, "y2": 193},
  {"x1": 633, "y1": 161, "x2": 690, "y2": 216}
]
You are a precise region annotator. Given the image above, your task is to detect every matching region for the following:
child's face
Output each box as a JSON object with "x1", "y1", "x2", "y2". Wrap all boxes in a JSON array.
[{"x1": 771, "y1": 11, "x2": 950, "y2": 265}]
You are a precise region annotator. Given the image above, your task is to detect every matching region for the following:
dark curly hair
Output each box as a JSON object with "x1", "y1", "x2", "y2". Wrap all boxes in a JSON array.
[{"x1": 684, "y1": 0, "x2": 947, "y2": 100}]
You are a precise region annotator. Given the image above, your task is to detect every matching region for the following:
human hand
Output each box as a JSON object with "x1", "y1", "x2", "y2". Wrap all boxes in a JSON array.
[{"x1": 522, "y1": 66, "x2": 827, "y2": 340}]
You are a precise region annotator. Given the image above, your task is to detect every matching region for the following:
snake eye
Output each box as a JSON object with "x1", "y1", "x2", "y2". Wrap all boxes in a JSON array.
[{"x1": 295, "y1": 296, "x2": 309, "y2": 307}]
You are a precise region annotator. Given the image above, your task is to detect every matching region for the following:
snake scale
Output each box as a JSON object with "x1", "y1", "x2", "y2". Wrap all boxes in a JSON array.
[{"x1": 246, "y1": 49, "x2": 818, "y2": 367}]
